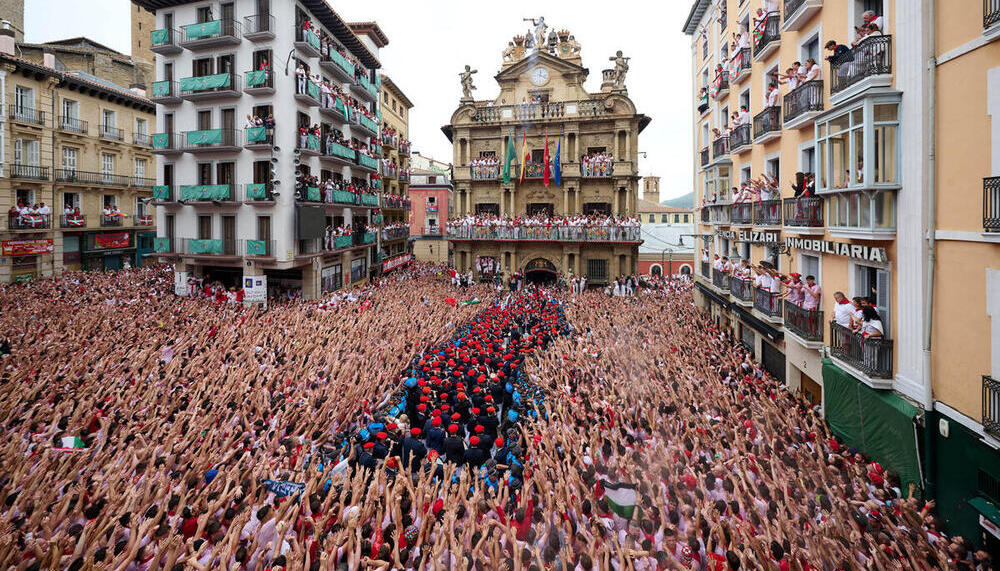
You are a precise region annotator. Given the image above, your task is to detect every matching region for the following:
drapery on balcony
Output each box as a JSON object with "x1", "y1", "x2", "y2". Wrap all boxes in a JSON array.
[
  {"x1": 753, "y1": 199, "x2": 782, "y2": 225},
  {"x1": 752, "y1": 13, "x2": 781, "y2": 57},
  {"x1": 984, "y1": 177, "x2": 1000, "y2": 232},
  {"x1": 447, "y1": 225, "x2": 640, "y2": 243},
  {"x1": 730, "y1": 277, "x2": 753, "y2": 302},
  {"x1": 729, "y1": 123, "x2": 751, "y2": 151},
  {"x1": 753, "y1": 106, "x2": 782, "y2": 140},
  {"x1": 180, "y1": 18, "x2": 241, "y2": 46},
  {"x1": 783, "y1": 80, "x2": 824, "y2": 124},
  {"x1": 134, "y1": 215, "x2": 154, "y2": 226},
  {"x1": 784, "y1": 301, "x2": 823, "y2": 341},
  {"x1": 829, "y1": 322, "x2": 894, "y2": 379},
  {"x1": 8, "y1": 214, "x2": 50, "y2": 230},
  {"x1": 60, "y1": 214, "x2": 87, "y2": 228},
  {"x1": 712, "y1": 268, "x2": 730, "y2": 292},
  {"x1": 830, "y1": 35, "x2": 893, "y2": 96},
  {"x1": 731, "y1": 202, "x2": 752, "y2": 225},
  {"x1": 753, "y1": 288, "x2": 782, "y2": 319},
  {"x1": 783, "y1": 196, "x2": 824, "y2": 227}
]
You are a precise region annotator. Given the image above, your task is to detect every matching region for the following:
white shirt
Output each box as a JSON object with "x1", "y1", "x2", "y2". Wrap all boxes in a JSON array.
[
  {"x1": 862, "y1": 319, "x2": 884, "y2": 336},
  {"x1": 833, "y1": 302, "x2": 854, "y2": 327},
  {"x1": 806, "y1": 63, "x2": 822, "y2": 82},
  {"x1": 766, "y1": 88, "x2": 779, "y2": 107}
]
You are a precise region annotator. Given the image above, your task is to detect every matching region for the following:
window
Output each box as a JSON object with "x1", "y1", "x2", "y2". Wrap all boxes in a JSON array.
[
  {"x1": 766, "y1": 157, "x2": 780, "y2": 180},
  {"x1": 816, "y1": 99, "x2": 899, "y2": 191},
  {"x1": 427, "y1": 196, "x2": 436, "y2": 204},
  {"x1": 674, "y1": 214, "x2": 680, "y2": 223},
  {"x1": 662, "y1": 214, "x2": 669, "y2": 223},
  {"x1": 103, "y1": 195, "x2": 118, "y2": 209},
  {"x1": 827, "y1": 189, "x2": 895, "y2": 232},
  {"x1": 62, "y1": 99, "x2": 79, "y2": 120},
  {"x1": 350, "y1": 257, "x2": 367, "y2": 283},
  {"x1": 102, "y1": 109, "x2": 116, "y2": 130},
  {"x1": 739, "y1": 89, "x2": 750, "y2": 112},
  {"x1": 14, "y1": 139, "x2": 40, "y2": 166},
  {"x1": 135, "y1": 198, "x2": 148, "y2": 217},
  {"x1": 428, "y1": 176, "x2": 437, "y2": 184},
  {"x1": 14, "y1": 85, "x2": 34, "y2": 113},
  {"x1": 802, "y1": 146, "x2": 816, "y2": 175},
  {"x1": 854, "y1": 264, "x2": 890, "y2": 335},
  {"x1": 135, "y1": 118, "x2": 147, "y2": 136},
  {"x1": 802, "y1": 37, "x2": 819, "y2": 64},
  {"x1": 135, "y1": 158, "x2": 147, "y2": 178},
  {"x1": 62, "y1": 147, "x2": 78, "y2": 172},
  {"x1": 586, "y1": 259, "x2": 608, "y2": 282},
  {"x1": 800, "y1": 254, "x2": 820, "y2": 282},
  {"x1": 15, "y1": 189, "x2": 35, "y2": 207},
  {"x1": 101, "y1": 153, "x2": 115, "y2": 175},
  {"x1": 648, "y1": 214, "x2": 654, "y2": 223},
  {"x1": 63, "y1": 192, "x2": 81, "y2": 210}
]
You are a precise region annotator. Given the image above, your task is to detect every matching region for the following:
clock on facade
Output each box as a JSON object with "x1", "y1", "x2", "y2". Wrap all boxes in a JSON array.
[{"x1": 530, "y1": 67, "x2": 550, "y2": 86}]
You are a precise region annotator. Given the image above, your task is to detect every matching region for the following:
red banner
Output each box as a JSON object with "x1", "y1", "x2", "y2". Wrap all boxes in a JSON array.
[
  {"x1": 382, "y1": 253, "x2": 413, "y2": 273},
  {"x1": 2, "y1": 239, "x2": 53, "y2": 257},
  {"x1": 94, "y1": 232, "x2": 130, "y2": 249}
]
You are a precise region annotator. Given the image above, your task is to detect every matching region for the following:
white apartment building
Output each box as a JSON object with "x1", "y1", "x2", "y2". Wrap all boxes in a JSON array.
[{"x1": 136, "y1": 0, "x2": 386, "y2": 300}]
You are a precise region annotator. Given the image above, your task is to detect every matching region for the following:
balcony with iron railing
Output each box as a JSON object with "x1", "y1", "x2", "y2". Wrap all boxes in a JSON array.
[
  {"x1": 731, "y1": 48, "x2": 752, "y2": 83},
  {"x1": 352, "y1": 112, "x2": 380, "y2": 137},
  {"x1": 712, "y1": 72, "x2": 729, "y2": 100},
  {"x1": 382, "y1": 227, "x2": 410, "y2": 241},
  {"x1": 712, "y1": 268, "x2": 731, "y2": 292},
  {"x1": 700, "y1": 147, "x2": 710, "y2": 168},
  {"x1": 243, "y1": 14, "x2": 275, "y2": 41},
  {"x1": 581, "y1": 160, "x2": 614, "y2": 177},
  {"x1": 8, "y1": 105, "x2": 45, "y2": 126},
  {"x1": 784, "y1": 196, "x2": 824, "y2": 230},
  {"x1": 151, "y1": 133, "x2": 182, "y2": 154},
  {"x1": 729, "y1": 123, "x2": 751, "y2": 153},
  {"x1": 712, "y1": 136, "x2": 730, "y2": 162},
  {"x1": 183, "y1": 129, "x2": 242, "y2": 153},
  {"x1": 752, "y1": 13, "x2": 781, "y2": 61},
  {"x1": 150, "y1": 80, "x2": 181, "y2": 104},
  {"x1": 55, "y1": 169, "x2": 130, "y2": 187},
  {"x1": 100, "y1": 214, "x2": 126, "y2": 227},
  {"x1": 447, "y1": 224, "x2": 641, "y2": 243},
  {"x1": 422, "y1": 225, "x2": 443, "y2": 236},
  {"x1": 180, "y1": 18, "x2": 241, "y2": 49},
  {"x1": 177, "y1": 184, "x2": 235, "y2": 203},
  {"x1": 753, "y1": 288, "x2": 783, "y2": 321},
  {"x1": 829, "y1": 322, "x2": 893, "y2": 380},
  {"x1": 10, "y1": 164, "x2": 49, "y2": 180},
  {"x1": 783, "y1": 0, "x2": 823, "y2": 32},
  {"x1": 320, "y1": 48, "x2": 357, "y2": 83},
  {"x1": 988, "y1": 0, "x2": 1000, "y2": 30},
  {"x1": 319, "y1": 139, "x2": 356, "y2": 164},
  {"x1": 133, "y1": 132, "x2": 151, "y2": 147},
  {"x1": 319, "y1": 97, "x2": 350, "y2": 124},
  {"x1": 296, "y1": 133, "x2": 322, "y2": 156},
  {"x1": 356, "y1": 152, "x2": 379, "y2": 172},
  {"x1": 710, "y1": 202, "x2": 732, "y2": 225},
  {"x1": 150, "y1": 27, "x2": 182, "y2": 54},
  {"x1": 701, "y1": 260, "x2": 711, "y2": 279},
  {"x1": 7, "y1": 214, "x2": 50, "y2": 230},
  {"x1": 730, "y1": 277, "x2": 753, "y2": 304},
  {"x1": 469, "y1": 99, "x2": 606, "y2": 123},
  {"x1": 783, "y1": 80, "x2": 824, "y2": 128},
  {"x1": 132, "y1": 177, "x2": 155, "y2": 189},
  {"x1": 134, "y1": 214, "x2": 155, "y2": 227},
  {"x1": 100, "y1": 125, "x2": 124, "y2": 142},
  {"x1": 382, "y1": 195, "x2": 411, "y2": 209},
  {"x1": 753, "y1": 107, "x2": 782, "y2": 143},
  {"x1": 179, "y1": 73, "x2": 241, "y2": 101},
  {"x1": 700, "y1": 207, "x2": 711, "y2": 223},
  {"x1": 983, "y1": 375, "x2": 1000, "y2": 439},
  {"x1": 244, "y1": 70, "x2": 274, "y2": 95},
  {"x1": 60, "y1": 214, "x2": 87, "y2": 228},
  {"x1": 242, "y1": 183, "x2": 275, "y2": 203},
  {"x1": 57, "y1": 116, "x2": 88, "y2": 135},
  {"x1": 294, "y1": 25, "x2": 322, "y2": 58},
  {"x1": 731, "y1": 202, "x2": 752, "y2": 225},
  {"x1": 295, "y1": 79, "x2": 321, "y2": 106},
  {"x1": 830, "y1": 35, "x2": 893, "y2": 102},
  {"x1": 784, "y1": 301, "x2": 823, "y2": 343},
  {"x1": 152, "y1": 185, "x2": 175, "y2": 203},
  {"x1": 985, "y1": 177, "x2": 1000, "y2": 232},
  {"x1": 753, "y1": 199, "x2": 782, "y2": 226},
  {"x1": 244, "y1": 126, "x2": 274, "y2": 149},
  {"x1": 353, "y1": 74, "x2": 379, "y2": 102}
]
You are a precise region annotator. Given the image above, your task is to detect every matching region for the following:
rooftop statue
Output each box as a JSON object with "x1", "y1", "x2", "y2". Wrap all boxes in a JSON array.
[{"x1": 459, "y1": 65, "x2": 478, "y2": 100}]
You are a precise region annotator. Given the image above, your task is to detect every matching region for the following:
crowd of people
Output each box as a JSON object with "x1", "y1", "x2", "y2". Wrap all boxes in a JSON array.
[
  {"x1": 6, "y1": 203, "x2": 52, "y2": 229},
  {"x1": 0, "y1": 264, "x2": 980, "y2": 569},
  {"x1": 580, "y1": 152, "x2": 613, "y2": 177},
  {"x1": 447, "y1": 214, "x2": 642, "y2": 242},
  {"x1": 470, "y1": 157, "x2": 501, "y2": 179},
  {"x1": 380, "y1": 127, "x2": 411, "y2": 154}
]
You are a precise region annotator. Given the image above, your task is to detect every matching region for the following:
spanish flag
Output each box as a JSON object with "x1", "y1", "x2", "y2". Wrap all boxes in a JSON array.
[{"x1": 519, "y1": 131, "x2": 528, "y2": 183}]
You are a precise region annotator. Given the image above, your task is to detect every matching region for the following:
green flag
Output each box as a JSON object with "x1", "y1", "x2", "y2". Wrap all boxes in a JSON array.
[{"x1": 502, "y1": 131, "x2": 516, "y2": 185}]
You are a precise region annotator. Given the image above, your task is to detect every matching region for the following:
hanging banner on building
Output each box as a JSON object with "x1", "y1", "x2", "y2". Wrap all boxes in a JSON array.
[
  {"x1": 785, "y1": 237, "x2": 888, "y2": 263},
  {"x1": 2, "y1": 239, "x2": 54, "y2": 257},
  {"x1": 243, "y1": 275, "x2": 268, "y2": 308},
  {"x1": 382, "y1": 253, "x2": 413, "y2": 273},
  {"x1": 715, "y1": 230, "x2": 780, "y2": 244},
  {"x1": 94, "y1": 233, "x2": 130, "y2": 249}
]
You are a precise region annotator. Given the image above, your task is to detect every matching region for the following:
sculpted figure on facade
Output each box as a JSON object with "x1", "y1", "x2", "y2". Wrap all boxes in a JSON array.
[
  {"x1": 459, "y1": 65, "x2": 478, "y2": 99},
  {"x1": 610, "y1": 50, "x2": 630, "y2": 88}
]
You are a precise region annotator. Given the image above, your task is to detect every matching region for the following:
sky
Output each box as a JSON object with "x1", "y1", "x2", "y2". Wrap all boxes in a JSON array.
[{"x1": 23, "y1": 0, "x2": 694, "y2": 202}]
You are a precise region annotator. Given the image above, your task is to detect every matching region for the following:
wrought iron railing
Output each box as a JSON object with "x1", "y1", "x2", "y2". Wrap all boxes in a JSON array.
[
  {"x1": 10, "y1": 164, "x2": 49, "y2": 180},
  {"x1": 983, "y1": 375, "x2": 1000, "y2": 438},
  {"x1": 783, "y1": 80, "x2": 824, "y2": 123},
  {"x1": 988, "y1": 0, "x2": 1000, "y2": 29},
  {"x1": 730, "y1": 123, "x2": 751, "y2": 150},
  {"x1": 181, "y1": 18, "x2": 240, "y2": 44},
  {"x1": 752, "y1": 13, "x2": 781, "y2": 57},
  {"x1": 984, "y1": 177, "x2": 1000, "y2": 232},
  {"x1": 447, "y1": 225, "x2": 640, "y2": 242},
  {"x1": 712, "y1": 268, "x2": 731, "y2": 291},
  {"x1": 133, "y1": 132, "x2": 151, "y2": 146},
  {"x1": 784, "y1": 196, "x2": 824, "y2": 227},
  {"x1": 60, "y1": 214, "x2": 87, "y2": 228},
  {"x1": 754, "y1": 288, "x2": 783, "y2": 318},
  {"x1": 101, "y1": 215, "x2": 125, "y2": 227},
  {"x1": 100, "y1": 125, "x2": 124, "y2": 141},
  {"x1": 470, "y1": 100, "x2": 604, "y2": 123},
  {"x1": 243, "y1": 14, "x2": 274, "y2": 36},
  {"x1": 753, "y1": 199, "x2": 782, "y2": 225},
  {"x1": 830, "y1": 35, "x2": 893, "y2": 96},
  {"x1": 701, "y1": 261, "x2": 711, "y2": 279},
  {"x1": 731, "y1": 277, "x2": 753, "y2": 302},
  {"x1": 731, "y1": 202, "x2": 752, "y2": 225},
  {"x1": 784, "y1": 301, "x2": 823, "y2": 341},
  {"x1": 700, "y1": 147, "x2": 710, "y2": 167},
  {"x1": 753, "y1": 107, "x2": 782, "y2": 139},
  {"x1": 712, "y1": 136, "x2": 730, "y2": 160},
  {"x1": 8, "y1": 105, "x2": 45, "y2": 125},
  {"x1": 58, "y1": 116, "x2": 88, "y2": 134},
  {"x1": 8, "y1": 214, "x2": 50, "y2": 230},
  {"x1": 829, "y1": 322, "x2": 894, "y2": 378}
]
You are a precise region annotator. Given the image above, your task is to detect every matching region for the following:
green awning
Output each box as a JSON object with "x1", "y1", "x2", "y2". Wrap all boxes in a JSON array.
[
  {"x1": 184, "y1": 19, "x2": 222, "y2": 39},
  {"x1": 180, "y1": 73, "x2": 231, "y2": 92},
  {"x1": 969, "y1": 497, "x2": 1000, "y2": 527}
]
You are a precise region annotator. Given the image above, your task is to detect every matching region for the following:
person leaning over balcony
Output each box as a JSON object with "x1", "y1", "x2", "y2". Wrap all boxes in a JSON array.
[
  {"x1": 792, "y1": 172, "x2": 815, "y2": 198},
  {"x1": 858, "y1": 305, "x2": 884, "y2": 339},
  {"x1": 765, "y1": 82, "x2": 780, "y2": 108},
  {"x1": 802, "y1": 275, "x2": 821, "y2": 310},
  {"x1": 833, "y1": 292, "x2": 854, "y2": 327},
  {"x1": 777, "y1": 66, "x2": 800, "y2": 91},
  {"x1": 804, "y1": 58, "x2": 822, "y2": 83},
  {"x1": 825, "y1": 40, "x2": 852, "y2": 66}
]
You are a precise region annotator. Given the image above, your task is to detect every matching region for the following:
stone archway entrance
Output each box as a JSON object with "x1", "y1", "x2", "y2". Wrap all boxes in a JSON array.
[{"x1": 523, "y1": 257, "x2": 558, "y2": 284}]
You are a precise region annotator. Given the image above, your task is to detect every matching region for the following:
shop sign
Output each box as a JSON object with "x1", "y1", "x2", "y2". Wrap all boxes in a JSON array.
[
  {"x1": 2, "y1": 239, "x2": 53, "y2": 257},
  {"x1": 716, "y1": 230, "x2": 780, "y2": 243},
  {"x1": 785, "y1": 237, "x2": 888, "y2": 263},
  {"x1": 94, "y1": 232, "x2": 130, "y2": 249}
]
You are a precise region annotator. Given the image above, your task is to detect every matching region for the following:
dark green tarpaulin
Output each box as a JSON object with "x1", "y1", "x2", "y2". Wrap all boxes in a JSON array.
[{"x1": 822, "y1": 359, "x2": 921, "y2": 491}]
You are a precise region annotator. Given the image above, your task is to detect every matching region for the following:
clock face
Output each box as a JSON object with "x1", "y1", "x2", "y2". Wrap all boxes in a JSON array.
[{"x1": 530, "y1": 67, "x2": 550, "y2": 86}]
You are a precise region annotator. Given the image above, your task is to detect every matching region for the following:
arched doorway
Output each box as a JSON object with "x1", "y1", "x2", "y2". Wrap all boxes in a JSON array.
[
  {"x1": 650, "y1": 264, "x2": 663, "y2": 277},
  {"x1": 523, "y1": 257, "x2": 557, "y2": 284},
  {"x1": 680, "y1": 265, "x2": 692, "y2": 276}
]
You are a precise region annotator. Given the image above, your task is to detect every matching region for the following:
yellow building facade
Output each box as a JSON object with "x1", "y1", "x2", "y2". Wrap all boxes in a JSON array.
[
  {"x1": 444, "y1": 23, "x2": 649, "y2": 285},
  {"x1": 379, "y1": 73, "x2": 413, "y2": 262},
  {"x1": 0, "y1": 41, "x2": 156, "y2": 283},
  {"x1": 685, "y1": 0, "x2": 1000, "y2": 545}
]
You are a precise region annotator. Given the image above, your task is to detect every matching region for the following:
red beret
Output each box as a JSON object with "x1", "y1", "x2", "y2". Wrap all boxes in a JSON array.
[
  {"x1": 411, "y1": 428, "x2": 421, "y2": 436},
  {"x1": 474, "y1": 425, "x2": 484, "y2": 433},
  {"x1": 487, "y1": 406, "x2": 495, "y2": 414},
  {"x1": 386, "y1": 457, "x2": 399, "y2": 469},
  {"x1": 495, "y1": 437, "x2": 504, "y2": 447},
  {"x1": 448, "y1": 424, "x2": 458, "y2": 434},
  {"x1": 417, "y1": 404, "x2": 427, "y2": 412},
  {"x1": 419, "y1": 396, "x2": 428, "y2": 403},
  {"x1": 469, "y1": 436, "x2": 480, "y2": 446},
  {"x1": 422, "y1": 387, "x2": 431, "y2": 394},
  {"x1": 472, "y1": 408, "x2": 481, "y2": 415},
  {"x1": 386, "y1": 423, "x2": 397, "y2": 430},
  {"x1": 485, "y1": 396, "x2": 493, "y2": 403},
  {"x1": 432, "y1": 417, "x2": 441, "y2": 427},
  {"x1": 363, "y1": 442, "x2": 375, "y2": 449},
  {"x1": 376, "y1": 432, "x2": 388, "y2": 440},
  {"x1": 451, "y1": 413, "x2": 461, "y2": 420}
]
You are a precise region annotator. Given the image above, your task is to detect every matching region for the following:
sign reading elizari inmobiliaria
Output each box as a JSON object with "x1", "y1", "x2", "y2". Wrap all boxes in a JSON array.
[
  {"x1": 715, "y1": 230, "x2": 780, "y2": 244},
  {"x1": 785, "y1": 237, "x2": 888, "y2": 263}
]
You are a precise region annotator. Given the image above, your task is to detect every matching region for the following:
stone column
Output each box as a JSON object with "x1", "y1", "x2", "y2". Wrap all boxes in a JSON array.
[{"x1": 563, "y1": 188, "x2": 568, "y2": 215}]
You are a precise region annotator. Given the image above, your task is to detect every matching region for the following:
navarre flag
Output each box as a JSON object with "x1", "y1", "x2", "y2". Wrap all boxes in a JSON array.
[
  {"x1": 459, "y1": 298, "x2": 481, "y2": 306},
  {"x1": 601, "y1": 480, "x2": 638, "y2": 519},
  {"x1": 519, "y1": 131, "x2": 528, "y2": 183},
  {"x1": 502, "y1": 131, "x2": 516, "y2": 185},
  {"x1": 553, "y1": 135, "x2": 562, "y2": 187},
  {"x1": 543, "y1": 131, "x2": 551, "y2": 187}
]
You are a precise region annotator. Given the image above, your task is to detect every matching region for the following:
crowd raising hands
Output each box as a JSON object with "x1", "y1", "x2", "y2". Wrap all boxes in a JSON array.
[{"x1": 0, "y1": 266, "x2": 985, "y2": 571}]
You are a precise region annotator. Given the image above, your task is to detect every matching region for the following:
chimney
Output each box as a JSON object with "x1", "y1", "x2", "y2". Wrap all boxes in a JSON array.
[
  {"x1": 42, "y1": 48, "x2": 55, "y2": 69},
  {"x1": 0, "y1": 22, "x2": 14, "y2": 57}
]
